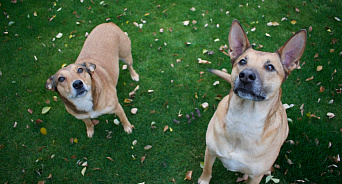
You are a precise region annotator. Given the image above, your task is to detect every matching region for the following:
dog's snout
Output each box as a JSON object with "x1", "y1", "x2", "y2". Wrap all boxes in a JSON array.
[
  {"x1": 239, "y1": 69, "x2": 256, "y2": 84},
  {"x1": 73, "y1": 80, "x2": 84, "y2": 89}
]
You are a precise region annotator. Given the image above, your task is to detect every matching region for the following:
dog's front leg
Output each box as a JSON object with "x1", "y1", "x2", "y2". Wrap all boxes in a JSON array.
[
  {"x1": 246, "y1": 175, "x2": 263, "y2": 184},
  {"x1": 198, "y1": 147, "x2": 216, "y2": 184},
  {"x1": 82, "y1": 118, "x2": 94, "y2": 138},
  {"x1": 113, "y1": 102, "x2": 133, "y2": 134}
]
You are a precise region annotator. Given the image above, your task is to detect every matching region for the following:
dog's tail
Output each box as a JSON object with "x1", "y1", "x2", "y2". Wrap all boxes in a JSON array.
[{"x1": 208, "y1": 69, "x2": 232, "y2": 84}]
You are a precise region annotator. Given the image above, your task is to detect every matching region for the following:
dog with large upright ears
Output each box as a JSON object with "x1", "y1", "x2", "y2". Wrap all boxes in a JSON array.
[
  {"x1": 46, "y1": 23, "x2": 139, "y2": 138},
  {"x1": 198, "y1": 20, "x2": 306, "y2": 184}
]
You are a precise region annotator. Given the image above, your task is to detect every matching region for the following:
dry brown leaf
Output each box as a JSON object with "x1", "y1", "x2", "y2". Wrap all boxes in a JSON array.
[
  {"x1": 141, "y1": 154, "x2": 146, "y2": 163},
  {"x1": 319, "y1": 86, "x2": 325, "y2": 92},
  {"x1": 131, "y1": 108, "x2": 138, "y2": 114},
  {"x1": 47, "y1": 174, "x2": 52, "y2": 179},
  {"x1": 314, "y1": 53, "x2": 319, "y2": 58},
  {"x1": 184, "y1": 170, "x2": 193, "y2": 180},
  {"x1": 28, "y1": 109, "x2": 33, "y2": 114},
  {"x1": 106, "y1": 157, "x2": 114, "y2": 161},
  {"x1": 306, "y1": 76, "x2": 314, "y2": 81},
  {"x1": 309, "y1": 26, "x2": 313, "y2": 32},
  {"x1": 92, "y1": 119, "x2": 100, "y2": 125},
  {"x1": 330, "y1": 49, "x2": 335, "y2": 53},
  {"x1": 163, "y1": 125, "x2": 169, "y2": 132}
]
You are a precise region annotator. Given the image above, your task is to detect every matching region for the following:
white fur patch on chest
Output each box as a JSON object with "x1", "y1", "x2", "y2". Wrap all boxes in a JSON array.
[{"x1": 70, "y1": 92, "x2": 94, "y2": 112}]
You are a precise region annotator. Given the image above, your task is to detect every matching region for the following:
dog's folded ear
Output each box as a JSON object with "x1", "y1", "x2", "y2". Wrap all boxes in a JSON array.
[
  {"x1": 83, "y1": 62, "x2": 96, "y2": 74},
  {"x1": 277, "y1": 30, "x2": 307, "y2": 74},
  {"x1": 46, "y1": 75, "x2": 57, "y2": 91},
  {"x1": 228, "y1": 19, "x2": 251, "y2": 63}
]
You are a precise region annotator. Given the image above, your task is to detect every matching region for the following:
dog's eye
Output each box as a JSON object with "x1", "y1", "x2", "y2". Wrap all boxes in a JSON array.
[
  {"x1": 77, "y1": 68, "x2": 83, "y2": 73},
  {"x1": 58, "y1": 77, "x2": 65, "y2": 82},
  {"x1": 238, "y1": 59, "x2": 247, "y2": 65},
  {"x1": 266, "y1": 64, "x2": 275, "y2": 71}
]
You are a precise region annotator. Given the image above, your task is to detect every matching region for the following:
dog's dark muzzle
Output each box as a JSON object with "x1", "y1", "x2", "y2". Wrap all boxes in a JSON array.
[
  {"x1": 233, "y1": 68, "x2": 266, "y2": 101},
  {"x1": 73, "y1": 80, "x2": 87, "y2": 97}
]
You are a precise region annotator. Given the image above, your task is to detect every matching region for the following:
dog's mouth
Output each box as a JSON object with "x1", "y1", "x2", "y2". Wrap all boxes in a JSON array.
[
  {"x1": 75, "y1": 89, "x2": 88, "y2": 98},
  {"x1": 234, "y1": 88, "x2": 266, "y2": 101}
]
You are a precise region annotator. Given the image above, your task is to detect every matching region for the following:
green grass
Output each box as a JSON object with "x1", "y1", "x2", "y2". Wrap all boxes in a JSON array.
[{"x1": 1, "y1": 0, "x2": 341, "y2": 183}]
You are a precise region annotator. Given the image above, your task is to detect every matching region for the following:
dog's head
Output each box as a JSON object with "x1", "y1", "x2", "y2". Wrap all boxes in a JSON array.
[
  {"x1": 46, "y1": 62, "x2": 96, "y2": 100},
  {"x1": 228, "y1": 20, "x2": 306, "y2": 101}
]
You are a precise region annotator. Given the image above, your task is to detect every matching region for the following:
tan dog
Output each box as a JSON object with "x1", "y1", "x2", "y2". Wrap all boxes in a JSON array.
[
  {"x1": 198, "y1": 20, "x2": 306, "y2": 184},
  {"x1": 46, "y1": 23, "x2": 139, "y2": 137}
]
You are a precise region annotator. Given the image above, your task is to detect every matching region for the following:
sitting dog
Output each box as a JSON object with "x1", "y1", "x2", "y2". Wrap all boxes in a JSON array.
[
  {"x1": 198, "y1": 20, "x2": 306, "y2": 184},
  {"x1": 46, "y1": 23, "x2": 139, "y2": 137}
]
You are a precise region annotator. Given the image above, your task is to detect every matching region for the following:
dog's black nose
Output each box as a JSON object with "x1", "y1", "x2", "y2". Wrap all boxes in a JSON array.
[
  {"x1": 73, "y1": 80, "x2": 83, "y2": 89},
  {"x1": 239, "y1": 69, "x2": 256, "y2": 84}
]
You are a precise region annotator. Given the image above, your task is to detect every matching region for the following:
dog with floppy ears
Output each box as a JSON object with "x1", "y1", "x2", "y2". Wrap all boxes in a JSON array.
[
  {"x1": 46, "y1": 23, "x2": 139, "y2": 137},
  {"x1": 198, "y1": 20, "x2": 306, "y2": 184}
]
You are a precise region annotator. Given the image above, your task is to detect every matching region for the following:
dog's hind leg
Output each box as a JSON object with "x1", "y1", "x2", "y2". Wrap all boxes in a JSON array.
[
  {"x1": 198, "y1": 147, "x2": 216, "y2": 184},
  {"x1": 119, "y1": 42, "x2": 139, "y2": 81},
  {"x1": 82, "y1": 118, "x2": 94, "y2": 138}
]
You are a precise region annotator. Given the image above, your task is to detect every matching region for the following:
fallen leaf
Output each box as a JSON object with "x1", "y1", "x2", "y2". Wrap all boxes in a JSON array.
[
  {"x1": 327, "y1": 112, "x2": 335, "y2": 119},
  {"x1": 40, "y1": 127, "x2": 47, "y2": 135},
  {"x1": 92, "y1": 119, "x2": 100, "y2": 125},
  {"x1": 295, "y1": 7, "x2": 300, "y2": 12},
  {"x1": 265, "y1": 33, "x2": 271, "y2": 37},
  {"x1": 42, "y1": 107, "x2": 51, "y2": 114},
  {"x1": 47, "y1": 174, "x2": 52, "y2": 179},
  {"x1": 13, "y1": 122, "x2": 18, "y2": 128},
  {"x1": 184, "y1": 170, "x2": 192, "y2": 180},
  {"x1": 183, "y1": 20, "x2": 190, "y2": 26},
  {"x1": 335, "y1": 17, "x2": 341, "y2": 21},
  {"x1": 190, "y1": 7, "x2": 196, "y2": 11},
  {"x1": 306, "y1": 76, "x2": 314, "y2": 81},
  {"x1": 81, "y1": 167, "x2": 86, "y2": 176},
  {"x1": 132, "y1": 140, "x2": 137, "y2": 146},
  {"x1": 213, "y1": 81, "x2": 219, "y2": 86},
  {"x1": 141, "y1": 154, "x2": 146, "y2": 163},
  {"x1": 283, "y1": 104, "x2": 295, "y2": 109},
  {"x1": 56, "y1": 33, "x2": 63, "y2": 38},
  {"x1": 314, "y1": 53, "x2": 319, "y2": 58},
  {"x1": 28, "y1": 108, "x2": 33, "y2": 114},
  {"x1": 144, "y1": 145, "x2": 152, "y2": 150},
  {"x1": 106, "y1": 157, "x2": 114, "y2": 161},
  {"x1": 309, "y1": 26, "x2": 313, "y2": 32},
  {"x1": 131, "y1": 108, "x2": 138, "y2": 114},
  {"x1": 198, "y1": 59, "x2": 211, "y2": 64},
  {"x1": 201, "y1": 102, "x2": 209, "y2": 109},
  {"x1": 200, "y1": 162, "x2": 204, "y2": 168},
  {"x1": 124, "y1": 98, "x2": 133, "y2": 103},
  {"x1": 319, "y1": 86, "x2": 325, "y2": 92},
  {"x1": 330, "y1": 49, "x2": 335, "y2": 53},
  {"x1": 316, "y1": 66, "x2": 323, "y2": 71},
  {"x1": 267, "y1": 22, "x2": 280, "y2": 26},
  {"x1": 74, "y1": 138, "x2": 78, "y2": 144},
  {"x1": 291, "y1": 20, "x2": 297, "y2": 25},
  {"x1": 163, "y1": 125, "x2": 169, "y2": 132},
  {"x1": 113, "y1": 119, "x2": 120, "y2": 125}
]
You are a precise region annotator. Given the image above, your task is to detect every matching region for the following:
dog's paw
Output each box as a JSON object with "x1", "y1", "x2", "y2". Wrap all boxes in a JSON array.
[
  {"x1": 124, "y1": 125, "x2": 133, "y2": 134},
  {"x1": 87, "y1": 130, "x2": 94, "y2": 138},
  {"x1": 131, "y1": 73, "x2": 139, "y2": 82},
  {"x1": 197, "y1": 178, "x2": 209, "y2": 184}
]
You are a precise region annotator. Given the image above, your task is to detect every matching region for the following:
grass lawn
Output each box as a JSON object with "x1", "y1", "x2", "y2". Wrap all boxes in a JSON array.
[{"x1": 1, "y1": 0, "x2": 341, "y2": 183}]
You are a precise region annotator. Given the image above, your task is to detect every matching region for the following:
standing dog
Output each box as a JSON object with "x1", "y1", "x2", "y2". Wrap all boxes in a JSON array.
[
  {"x1": 198, "y1": 20, "x2": 306, "y2": 184},
  {"x1": 46, "y1": 23, "x2": 139, "y2": 137}
]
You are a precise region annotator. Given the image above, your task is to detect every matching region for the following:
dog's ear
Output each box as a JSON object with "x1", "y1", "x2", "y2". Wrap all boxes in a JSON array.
[
  {"x1": 45, "y1": 75, "x2": 57, "y2": 91},
  {"x1": 277, "y1": 30, "x2": 307, "y2": 73},
  {"x1": 228, "y1": 20, "x2": 251, "y2": 62},
  {"x1": 83, "y1": 62, "x2": 96, "y2": 74}
]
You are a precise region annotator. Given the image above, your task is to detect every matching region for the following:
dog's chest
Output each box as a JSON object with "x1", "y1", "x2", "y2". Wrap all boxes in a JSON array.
[{"x1": 70, "y1": 93, "x2": 115, "y2": 119}]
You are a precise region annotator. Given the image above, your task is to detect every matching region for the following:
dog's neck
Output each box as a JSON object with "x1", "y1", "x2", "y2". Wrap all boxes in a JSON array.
[{"x1": 225, "y1": 90, "x2": 282, "y2": 140}]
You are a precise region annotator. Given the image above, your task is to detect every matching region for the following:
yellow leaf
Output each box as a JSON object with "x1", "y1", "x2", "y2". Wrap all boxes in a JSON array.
[
  {"x1": 291, "y1": 20, "x2": 297, "y2": 25},
  {"x1": 61, "y1": 63, "x2": 67, "y2": 68},
  {"x1": 42, "y1": 107, "x2": 51, "y2": 114},
  {"x1": 74, "y1": 138, "x2": 78, "y2": 144},
  {"x1": 124, "y1": 98, "x2": 133, "y2": 103},
  {"x1": 144, "y1": 13, "x2": 150, "y2": 16},
  {"x1": 40, "y1": 127, "x2": 47, "y2": 135},
  {"x1": 316, "y1": 66, "x2": 323, "y2": 71}
]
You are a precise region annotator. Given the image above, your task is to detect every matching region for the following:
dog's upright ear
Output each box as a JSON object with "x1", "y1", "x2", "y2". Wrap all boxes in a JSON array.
[
  {"x1": 228, "y1": 20, "x2": 251, "y2": 63},
  {"x1": 277, "y1": 30, "x2": 307, "y2": 74},
  {"x1": 46, "y1": 75, "x2": 57, "y2": 91},
  {"x1": 82, "y1": 62, "x2": 96, "y2": 74}
]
